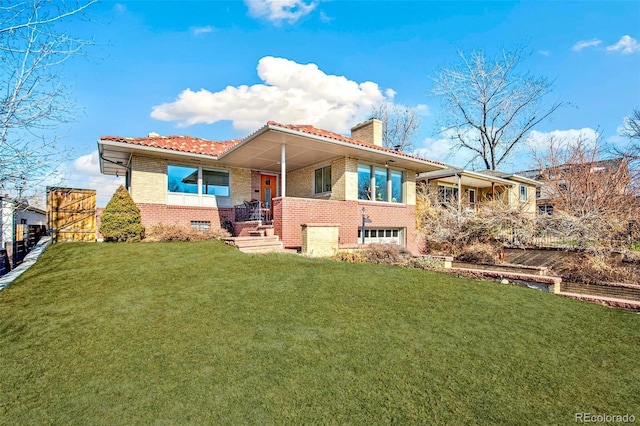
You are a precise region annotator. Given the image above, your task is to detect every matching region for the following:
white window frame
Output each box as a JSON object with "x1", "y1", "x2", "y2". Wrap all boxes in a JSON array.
[
  {"x1": 519, "y1": 185, "x2": 528, "y2": 201},
  {"x1": 357, "y1": 163, "x2": 404, "y2": 203},
  {"x1": 438, "y1": 184, "x2": 458, "y2": 204},
  {"x1": 358, "y1": 228, "x2": 404, "y2": 245},
  {"x1": 314, "y1": 165, "x2": 332, "y2": 194},
  {"x1": 167, "y1": 164, "x2": 231, "y2": 208}
]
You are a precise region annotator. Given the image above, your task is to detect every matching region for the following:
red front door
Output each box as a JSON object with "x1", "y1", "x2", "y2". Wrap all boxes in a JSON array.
[{"x1": 261, "y1": 175, "x2": 277, "y2": 219}]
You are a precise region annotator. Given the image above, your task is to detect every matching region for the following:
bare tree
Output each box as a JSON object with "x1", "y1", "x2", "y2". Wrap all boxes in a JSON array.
[
  {"x1": 622, "y1": 109, "x2": 640, "y2": 140},
  {"x1": 0, "y1": 0, "x2": 95, "y2": 202},
  {"x1": 533, "y1": 134, "x2": 637, "y2": 249},
  {"x1": 371, "y1": 101, "x2": 422, "y2": 152},
  {"x1": 431, "y1": 46, "x2": 565, "y2": 170}
]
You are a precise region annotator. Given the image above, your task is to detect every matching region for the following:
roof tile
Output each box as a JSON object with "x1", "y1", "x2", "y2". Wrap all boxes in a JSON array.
[
  {"x1": 100, "y1": 121, "x2": 446, "y2": 167},
  {"x1": 266, "y1": 121, "x2": 446, "y2": 166},
  {"x1": 100, "y1": 135, "x2": 242, "y2": 157}
]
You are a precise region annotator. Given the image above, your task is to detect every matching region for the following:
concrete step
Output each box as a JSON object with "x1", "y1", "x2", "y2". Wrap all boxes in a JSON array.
[
  {"x1": 230, "y1": 237, "x2": 279, "y2": 247},
  {"x1": 224, "y1": 236, "x2": 284, "y2": 253},
  {"x1": 239, "y1": 244, "x2": 285, "y2": 254},
  {"x1": 559, "y1": 292, "x2": 640, "y2": 310}
]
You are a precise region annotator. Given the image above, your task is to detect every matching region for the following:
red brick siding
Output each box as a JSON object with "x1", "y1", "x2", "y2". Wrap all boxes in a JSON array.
[
  {"x1": 234, "y1": 221, "x2": 261, "y2": 237},
  {"x1": 96, "y1": 203, "x2": 236, "y2": 236},
  {"x1": 273, "y1": 197, "x2": 419, "y2": 254},
  {"x1": 134, "y1": 203, "x2": 234, "y2": 230}
]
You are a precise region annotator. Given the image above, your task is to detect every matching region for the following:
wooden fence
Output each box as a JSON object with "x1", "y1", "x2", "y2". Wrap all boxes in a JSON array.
[{"x1": 47, "y1": 187, "x2": 97, "y2": 242}]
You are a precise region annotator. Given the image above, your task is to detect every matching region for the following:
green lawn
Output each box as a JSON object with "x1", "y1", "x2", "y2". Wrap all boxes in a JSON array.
[{"x1": 1, "y1": 241, "x2": 639, "y2": 425}]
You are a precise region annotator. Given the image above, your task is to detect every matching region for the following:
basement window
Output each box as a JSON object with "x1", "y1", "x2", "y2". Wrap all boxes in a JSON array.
[{"x1": 191, "y1": 221, "x2": 211, "y2": 232}]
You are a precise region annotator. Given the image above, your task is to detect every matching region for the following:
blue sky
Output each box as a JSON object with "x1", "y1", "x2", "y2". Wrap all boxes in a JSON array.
[{"x1": 55, "y1": 0, "x2": 640, "y2": 205}]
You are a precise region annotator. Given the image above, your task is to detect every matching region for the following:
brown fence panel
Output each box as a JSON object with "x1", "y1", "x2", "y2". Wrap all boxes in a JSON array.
[{"x1": 47, "y1": 187, "x2": 97, "y2": 242}]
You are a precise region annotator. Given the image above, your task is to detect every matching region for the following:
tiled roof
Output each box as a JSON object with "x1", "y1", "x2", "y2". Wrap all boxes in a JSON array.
[
  {"x1": 100, "y1": 135, "x2": 242, "y2": 157},
  {"x1": 266, "y1": 121, "x2": 447, "y2": 166},
  {"x1": 100, "y1": 121, "x2": 447, "y2": 167}
]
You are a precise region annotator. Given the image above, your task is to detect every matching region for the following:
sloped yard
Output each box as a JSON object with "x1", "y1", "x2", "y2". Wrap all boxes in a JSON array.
[{"x1": 1, "y1": 241, "x2": 638, "y2": 424}]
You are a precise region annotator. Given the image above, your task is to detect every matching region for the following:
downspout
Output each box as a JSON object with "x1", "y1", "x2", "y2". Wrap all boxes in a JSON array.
[{"x1": 455, "y1": 172, "x2": 462, "y2": 224}]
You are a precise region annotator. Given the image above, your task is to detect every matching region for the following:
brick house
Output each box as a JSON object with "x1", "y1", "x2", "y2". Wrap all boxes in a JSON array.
[
  {"x1": 417, "y1": 168, "x2": 538, "y2": 215},
  {"x1": 98, "y1": 119, "x2": 447, "y2": 254}
]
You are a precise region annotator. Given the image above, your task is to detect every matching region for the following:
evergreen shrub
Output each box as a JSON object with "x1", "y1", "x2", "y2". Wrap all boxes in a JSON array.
[{"x1": 99, "y1": 185, "x2": 145, "y2": 242}]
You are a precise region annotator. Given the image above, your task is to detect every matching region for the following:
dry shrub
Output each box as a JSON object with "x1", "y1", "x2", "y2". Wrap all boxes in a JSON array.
[
  {"x1": 564, "y1": 252, "x2": 640, "y2": 284},
  {"x1": 405, "y1": 256, "x2": 444, "y2": 271},
  {"x1": 332, "y1": 251, "x2": 365, "y2": 263},
  {"x1": 416, "y1": 183, "x2": 535, "y2": 248},
  {"x1": 456, "y1": 242, "x2": 501, "y2": 264},
  {"x1": 144, "y1": 224, "x2": 230, "y2": 242},
  {"x1": 423, "y1": 240, "x2": 454, "y2": 257},
  {"x1": 362, "y1": 243, "x2": 413, "y2": 265}
]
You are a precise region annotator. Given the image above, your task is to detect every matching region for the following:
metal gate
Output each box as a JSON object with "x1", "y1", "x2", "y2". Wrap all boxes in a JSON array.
[{"x1": 47, "y1": 187, "x2": 97, "y2": 242}]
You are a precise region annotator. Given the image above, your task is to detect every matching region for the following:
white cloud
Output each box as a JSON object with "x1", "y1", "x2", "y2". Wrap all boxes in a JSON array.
[
  {"x1": 413, "y1": 128, "x2": 475, "y2": 167},
  {"x1": 245, "y1": 0, "x2": 318, "y2": 25},
  {"x1": 151, "y1": 56, "x2": 389, "y2": 134},
  {"x1": 606, "y1": 35, "x2": 640, "y2": 54},
  {"x1": 114, "y1": 3, "x2": 126, "y2": 13},
  {"x1": 414, "y1": 128, "x2": 602, "y2": 169},
  {"x1": 191, "y1": 26, "x2": 214, "y2": 36},
  {"x1": 538, "y1": 50, "x2": 550, "y2": 56},
  {"x1": 572, "y1": 39, "x2": 602, "y2": 52},
  {"x1": 525, "y1": 128, "x2": 599, "y2": 150},
  {"x1": 413, "y1": 138, "x2": 456, "y2": 164},
  {"x1": 319, "y1": 10, "x2": 333, "y2": 24}
]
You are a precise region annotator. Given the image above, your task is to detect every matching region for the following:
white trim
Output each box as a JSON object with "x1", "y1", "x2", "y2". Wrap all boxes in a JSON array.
[
  {"x1": 166, "y1": 163, "x2": 231, "y2": 208},
  {"x1": 221, "y1": 123, "x2": 447, "y2": 172},
  {"x1": 281, "y1": 144, "x2": 286, "y2": 197}
]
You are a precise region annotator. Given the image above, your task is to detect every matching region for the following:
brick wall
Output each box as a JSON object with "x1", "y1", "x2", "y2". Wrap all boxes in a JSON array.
[
  {"x1": 273, "y1": 197, "x2": 419, "y2": 254},
  {"x1": 231, "y1": 168, "x2": 252, "y2": 206},
  {"x1": 405, "y1": 169, "x2": 416, "y2": 205},
  {"x1": 130, "y1": 155, "x2": 167, "y2": 204},
  {"x1": 286, "y1": 157, "x2": 350, "y2": 201},
  {"x1": 251, "y1": 171, "x2": 262, "y2": 198},
  {"x1": 134, "y1": 203, "x2": 233, "y2": 230},
  {"x1": 561, "y1": 281, "x2": 640, "y2": 302},
  {"x1": 344, "y1": 157, "x2": 359, "y2": 201},
  {"x1": 96, "y1": 207, "x2": 104, "y2": 240},
  {"x1": 351, "y1": 119, "x2": 382, "y2": 146}
]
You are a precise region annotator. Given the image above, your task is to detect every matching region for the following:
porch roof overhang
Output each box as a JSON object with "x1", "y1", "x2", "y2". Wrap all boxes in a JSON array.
[
  {"x1": 417, "y1": 168, "x2": 516, "y2": 189},
  {"x1": 497, "y1": 174, "x2": 540, "y2": 187},
  {"x1": 98, "y1": 139, "x2": 223, "y2": 176},
  {"x1": 98, "y1": 122, "x2": 448, "y2": 177},
  {"x1": 217, "y1": 123, "x2": 448, "y2": 174}
]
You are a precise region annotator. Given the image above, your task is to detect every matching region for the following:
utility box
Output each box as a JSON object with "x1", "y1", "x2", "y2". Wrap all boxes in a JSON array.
[{"x1": 302, "y1": 223, "x2": 340, "y2": 257}]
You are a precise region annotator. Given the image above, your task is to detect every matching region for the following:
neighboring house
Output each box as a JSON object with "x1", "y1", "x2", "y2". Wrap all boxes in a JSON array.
[
  {"x1": 98, "y1": 119, "x2": 448, "y2": 254},
  {"x1": 0, "y1": 196, "x2": 46, "y2": 253},
  {"x1": 517, "y1": 158, "x2": 630, "y2": 215},
  {"x1": 416, "y1": 168, "x2": 538, "y2": 215}
]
